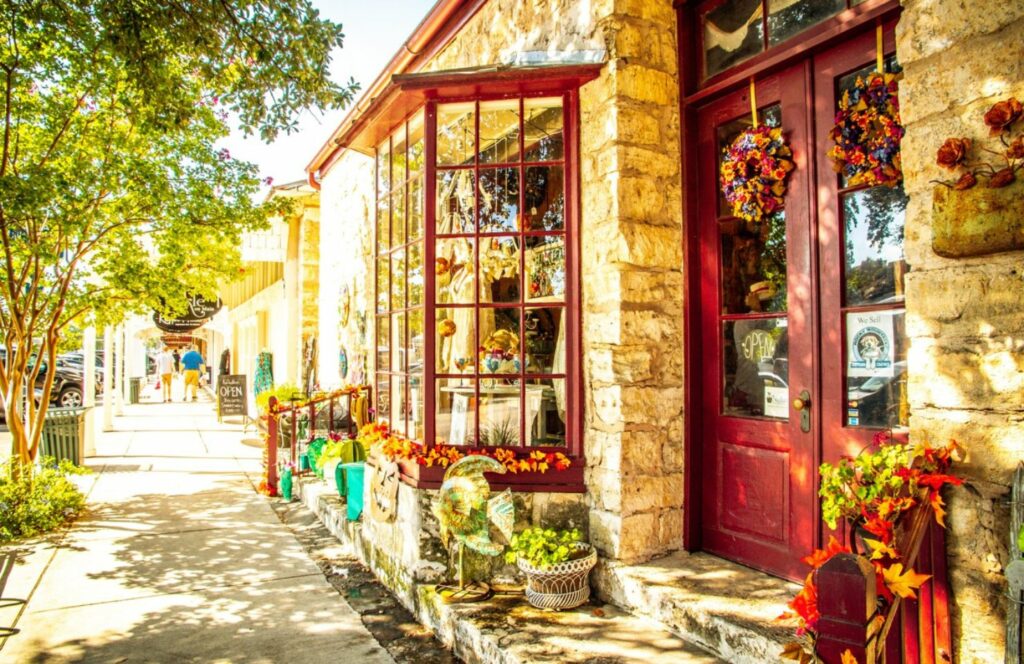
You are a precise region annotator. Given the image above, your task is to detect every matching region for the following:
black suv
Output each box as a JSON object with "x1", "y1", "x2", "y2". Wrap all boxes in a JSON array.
[{"x1": 0, "y1": 349, "x2": 103, "y2": 419}]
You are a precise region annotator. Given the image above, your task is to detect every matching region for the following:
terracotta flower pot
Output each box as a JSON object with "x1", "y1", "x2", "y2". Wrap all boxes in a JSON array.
[{"x1": 932, "y1": 178, "x2": 1024, "y2": 257}]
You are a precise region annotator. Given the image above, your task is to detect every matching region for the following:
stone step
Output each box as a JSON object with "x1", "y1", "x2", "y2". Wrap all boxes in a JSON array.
[
  {"x1": 593, "y1": 551, "x2": 801, "y2": 664},
  {"x1": 292, "y1": 478, "x2": 725, "y2": 664}
]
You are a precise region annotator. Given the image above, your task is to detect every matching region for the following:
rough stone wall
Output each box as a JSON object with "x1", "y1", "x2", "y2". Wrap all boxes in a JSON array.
[
  {"x1": 427, "y1": 0, "x2": 685, "y2": 564},
  {"x1": 299, "y1": 206, "x2": 320, "y2": 343},
  {"x1": 897, "y1": 3, "x2": 1024, "y2": 661},
  {"x1": 317, "y1": 151, "x2": 375, "y2": 389}
]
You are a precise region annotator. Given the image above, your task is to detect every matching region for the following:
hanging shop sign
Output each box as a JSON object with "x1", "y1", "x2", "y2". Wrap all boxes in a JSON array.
[
  {"x1": 846, "y1": 311, "x2": 896, "y2": 378},
  {"x1": 152, "y1": 294, "x2": 222, "y2": 333},
  {"x1": 152, "y1": 312, "x2": 204, "y2": 333}
]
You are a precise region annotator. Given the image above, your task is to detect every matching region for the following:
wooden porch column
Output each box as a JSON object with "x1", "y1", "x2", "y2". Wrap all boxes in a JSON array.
[{"x1": 816, "y1": 553, "x2": 881, "y2": 664}]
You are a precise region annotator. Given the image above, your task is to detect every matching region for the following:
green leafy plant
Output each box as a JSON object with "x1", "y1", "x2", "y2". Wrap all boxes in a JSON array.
[
  {"x1": 0, "y1": 457, "x2": 91, "y2": 542},
  {"x1": 818, "y1": 438, "x2": 913, "y2": 530},
  {"x1": 256, "y1": 382, "x2": 306, "y2": 413},
  {"x1": 504, "y1": 527, "x2": 586, "y2": 569}
]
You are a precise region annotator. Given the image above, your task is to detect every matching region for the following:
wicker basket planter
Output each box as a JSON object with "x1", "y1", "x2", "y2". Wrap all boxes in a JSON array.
[{"x1": 516, "y1": 543, "x2": 596, "y2": 610}]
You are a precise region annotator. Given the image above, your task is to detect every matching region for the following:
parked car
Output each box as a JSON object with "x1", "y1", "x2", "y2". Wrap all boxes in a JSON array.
[{"x1": 0, "y1": 349, "x2": 103, "y2": 420}]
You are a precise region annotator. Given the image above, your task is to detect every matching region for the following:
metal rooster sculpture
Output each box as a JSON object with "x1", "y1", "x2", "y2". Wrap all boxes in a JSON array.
[{"x1": 432, "y1": 454, "x2": 514, "y2": 603}]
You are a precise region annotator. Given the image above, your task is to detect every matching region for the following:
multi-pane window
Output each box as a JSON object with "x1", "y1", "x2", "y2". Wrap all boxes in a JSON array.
[
  {"x1": 376, "y1": 95, "x2": 574, "y2": 452},
  {"x1": 375, "y1": 114, "x2": 425, "y2": 440},
  {"x1": 433, "y1": 97, "x2": 569, "y2": 448},
  {"x1": 701, "y1": 0, "x2": 873, "y2": 79}
]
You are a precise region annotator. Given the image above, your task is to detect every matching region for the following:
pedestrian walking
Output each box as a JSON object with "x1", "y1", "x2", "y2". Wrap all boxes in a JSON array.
[
  {"x1": 180, "y1": 346, "x2": 205, "y2": 401},
  {"x1": 156, "y1": 346, "x2": 175, "y2": 402},
  {"x1": 172, "y1": 348, "x2": 181, "y2": 373}
]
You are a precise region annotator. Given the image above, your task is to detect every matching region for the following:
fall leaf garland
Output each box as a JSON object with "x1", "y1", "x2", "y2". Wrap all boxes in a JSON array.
[{"x1": 357, "y1": 422, "x2": 572, "y2": 474}]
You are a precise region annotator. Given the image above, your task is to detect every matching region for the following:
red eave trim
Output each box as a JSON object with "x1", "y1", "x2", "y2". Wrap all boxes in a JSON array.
[{"x1": 307, "y1": 0, "x2": 487, "y2": 176}]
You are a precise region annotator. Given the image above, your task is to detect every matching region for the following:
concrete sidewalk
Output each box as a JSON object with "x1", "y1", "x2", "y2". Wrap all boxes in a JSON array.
[{"x1": 0, "y1": 393, "x2": 394, "y2": 663}]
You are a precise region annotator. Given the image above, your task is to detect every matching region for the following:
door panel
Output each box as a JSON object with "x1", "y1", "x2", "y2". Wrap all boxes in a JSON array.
[{"x1": 697, "y1": 64, "x2": 815, "y2": 581}]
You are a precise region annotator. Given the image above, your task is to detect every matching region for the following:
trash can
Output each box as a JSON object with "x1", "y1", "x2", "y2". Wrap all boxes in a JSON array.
[
  {"x1": 339, "y1": 462, "x2": 366, "y2": 521},
  {"x1": 129, "y1": 377, "x2": 142, "y2": 404},
  {"x1": 40, "y1": 407, "x2": 85, "y2": 464}
]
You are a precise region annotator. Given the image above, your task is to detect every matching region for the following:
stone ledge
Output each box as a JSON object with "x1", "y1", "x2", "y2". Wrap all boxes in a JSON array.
[
  {"x1": 293, "y1": 478, "x2": 722, "y2": 664},
  {"x1": 592, "y1": 551, "x2": 799, "y2": 664}
]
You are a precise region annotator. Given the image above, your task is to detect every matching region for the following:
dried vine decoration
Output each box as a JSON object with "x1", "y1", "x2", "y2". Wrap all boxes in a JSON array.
[
  {"x1": 935, "y1": 97, "x2": 1024, "y2": 190},
  {"x1": 828, "y1": 72, "x2": 905, "y2": 188}
]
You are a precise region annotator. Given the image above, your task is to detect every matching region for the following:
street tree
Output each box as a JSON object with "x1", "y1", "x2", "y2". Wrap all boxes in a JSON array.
[{"x1": 0, "y1": 1, "x2": 357, "y2": 465}]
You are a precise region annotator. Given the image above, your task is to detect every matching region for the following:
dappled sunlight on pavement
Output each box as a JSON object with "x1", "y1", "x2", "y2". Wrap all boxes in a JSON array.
[{"x1": 0, "y1": 399, "x2": 394, "y2": 663}]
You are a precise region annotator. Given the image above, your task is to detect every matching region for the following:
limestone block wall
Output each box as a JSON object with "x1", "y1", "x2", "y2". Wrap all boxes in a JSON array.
[
  {"x1": 897, "y1": 3, "x2": 1024, "y2": 661},
  {"x1": 317, "y1": 151, "x2": 375, "y2": 389},
  {"x1": 426, "y1": 0, "x2": 685, "y2": 564},
  {"x1": 299, "y1": 207, "x2": 320, "y2": 344}
]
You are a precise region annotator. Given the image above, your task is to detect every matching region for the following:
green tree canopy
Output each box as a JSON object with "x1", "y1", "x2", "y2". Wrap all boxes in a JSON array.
[{"x1": 0, "y1": 1, "x2": 357, "y2": 464}]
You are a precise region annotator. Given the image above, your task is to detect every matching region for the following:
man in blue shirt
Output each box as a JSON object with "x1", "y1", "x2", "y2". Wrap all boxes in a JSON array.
[{"x1": 180, "y1": 346, "x2": 205, "y2": 401}]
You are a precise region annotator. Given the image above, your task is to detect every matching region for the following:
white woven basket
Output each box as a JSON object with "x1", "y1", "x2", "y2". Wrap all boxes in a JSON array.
[{"x1": 517, "y1": 543, "x2": 596, "y2": 610}]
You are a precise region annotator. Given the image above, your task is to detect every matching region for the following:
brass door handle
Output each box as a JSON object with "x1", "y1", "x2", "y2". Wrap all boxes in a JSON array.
[{"x1": 794, "y1": 390, "x2": 811, "y2": 433}]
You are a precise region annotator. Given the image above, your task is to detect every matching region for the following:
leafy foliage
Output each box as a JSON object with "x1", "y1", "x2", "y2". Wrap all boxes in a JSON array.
[
  {"x1": 256, "y1": 382, "x2": 305, "y2": 413},
  {"x1": 0, "y1": 456, "x2": 90, "y2": 542},
  {"x1": 0, "y1": 1, "x2": 357, "y2": 464},
  {"x1": 504, "y1": 527, "x2": 585, "y2": 570},
  {"x1": 818, "y1": 436, "x2": 913, "y2": 530}
]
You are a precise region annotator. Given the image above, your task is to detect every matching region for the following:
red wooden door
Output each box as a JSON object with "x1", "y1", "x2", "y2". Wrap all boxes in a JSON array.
[{"x1": 697, "y1": 63, "x2": 817, "y2": 581}]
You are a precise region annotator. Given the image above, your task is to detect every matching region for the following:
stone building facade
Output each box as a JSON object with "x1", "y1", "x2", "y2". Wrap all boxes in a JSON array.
[{"x1": 306, "y1": 1, "x2": 1023, "y2": 661}]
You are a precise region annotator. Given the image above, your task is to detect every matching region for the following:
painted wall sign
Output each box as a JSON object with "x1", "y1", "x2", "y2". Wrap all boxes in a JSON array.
[
  {"x1": 152, "y1": 312, "x2": 204, "y2": 333},
  {"x1": 847, "y1": 311, "x2": 895, "y2": 378}
]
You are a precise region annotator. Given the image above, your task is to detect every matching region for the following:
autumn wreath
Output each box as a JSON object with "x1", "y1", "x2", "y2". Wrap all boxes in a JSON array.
[
  {"x1": 720, "y1": 125, "x2": 794, "y2": 223},
  {"x1": 828, "y1": 72, "x2": 905, "y2": 188}
]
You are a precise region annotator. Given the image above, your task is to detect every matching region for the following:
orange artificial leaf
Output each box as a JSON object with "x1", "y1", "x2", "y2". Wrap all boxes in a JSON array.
[
  {"x1": 801, "y1": 536, "x2": 851, "y2": 569},
  {"x1": 780, "y1": 642, "x2": 813, "y2": 663},
  {"x1": 841, "y1": 649, "x2": 860, "y2": 664},
  {"x1": 883, "y1": 563, "x2": 931, "y2": 599},
  {"x1": 861, "y1": 515, "x2": 894, "y2": 543},
  {"x1": 930, "y1": 491, "x2": 947, "y2": 528},
  {"x1": 864, "y1": 538, "x2": 899, "y2": 561}
]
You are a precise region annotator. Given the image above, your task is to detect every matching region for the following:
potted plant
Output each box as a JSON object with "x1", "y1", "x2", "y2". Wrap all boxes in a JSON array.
[{"x1": 505, "y1": 527, "x2": 596, "y2": 610}]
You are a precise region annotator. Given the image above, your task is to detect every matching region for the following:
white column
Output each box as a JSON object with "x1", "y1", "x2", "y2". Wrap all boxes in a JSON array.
[
  {"x1": 103, "y1": 326, "x2": 114, "y2": 431},
  {"x1": 83, "y1": 327, "x2": 96, "y2": 408},
  {"x1": 114, "y1": 325, "x2": 125, "y2": 415}
]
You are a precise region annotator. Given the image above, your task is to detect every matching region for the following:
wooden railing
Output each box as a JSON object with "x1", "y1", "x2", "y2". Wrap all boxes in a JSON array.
[
  {"x1": 263, "y1": 387, "x2": 372, "y2": 497},
  {"x1": 816, "y1": 492, "x2": 951, "y2": 663}
]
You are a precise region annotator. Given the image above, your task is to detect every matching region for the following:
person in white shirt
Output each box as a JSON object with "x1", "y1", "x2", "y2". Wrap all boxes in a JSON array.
[{"x1": 156, "y1": 347, "x2": 176, "y2": 402}]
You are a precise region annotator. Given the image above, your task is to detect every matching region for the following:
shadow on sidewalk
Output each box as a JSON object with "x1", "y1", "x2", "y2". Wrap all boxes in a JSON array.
[{"x1": 10, "y1": 479, "x2": 388, "y2": 663}]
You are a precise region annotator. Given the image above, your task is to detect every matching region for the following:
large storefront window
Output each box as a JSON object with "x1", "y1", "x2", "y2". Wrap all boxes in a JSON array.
[
  {"x1": 376, "y1": 114, "x2": 426, "y2": 440},
  {"x1": 376, "y1": 94, "x2": 576, "y2": 453}
]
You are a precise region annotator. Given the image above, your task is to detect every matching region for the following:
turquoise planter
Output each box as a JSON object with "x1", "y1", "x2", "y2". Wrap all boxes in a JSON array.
[
  {"x1": 340, "y1": 462, "x2": 366, "y2": 521},
  {"x1": 280, "y1": 468, "x2": 293, "y2": 501}
]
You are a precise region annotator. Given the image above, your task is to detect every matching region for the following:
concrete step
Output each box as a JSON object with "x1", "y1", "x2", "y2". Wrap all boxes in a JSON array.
[
  {"x1": 593, "y1": 551, "x2": 800, "y2": 664},
  {"x1": 292, "y1": 478, "x2": 725, "y2": 664}
]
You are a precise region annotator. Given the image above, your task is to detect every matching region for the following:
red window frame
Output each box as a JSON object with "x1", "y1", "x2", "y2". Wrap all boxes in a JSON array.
[{"x1": 374, "y1": 86, "x2": 584, "y2": 492}]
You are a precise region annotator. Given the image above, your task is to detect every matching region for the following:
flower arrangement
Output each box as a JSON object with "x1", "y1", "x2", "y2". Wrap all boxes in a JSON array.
[
  {"x1": 479, "y1": 329, "x2": 520, "y2": 374},
  {"x1": 720, "y1": 124, "x2": 794, "y2": 223},
  {"x1": 358, "y1": 422, "x2": 571, "y2": 474},
  {"x1": 828, "y1": 72, "x2": 904, "y2": 187},
  {"x1": 781, "y1": 434, "x2": 964, "y2": 660},
  {"x1": 935, "y1": 97, "x2": 1023, "y2": 190}
]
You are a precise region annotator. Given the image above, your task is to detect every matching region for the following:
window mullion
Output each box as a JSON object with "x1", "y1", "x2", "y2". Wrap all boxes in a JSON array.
[{"x1": 424, "y1": 102, "x2": 438, "y2": 452}]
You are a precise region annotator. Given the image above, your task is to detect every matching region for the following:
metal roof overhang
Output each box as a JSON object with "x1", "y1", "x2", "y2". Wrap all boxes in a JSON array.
[{"x1": 315, "y1": 62, "x2": 603, "y2": 175}]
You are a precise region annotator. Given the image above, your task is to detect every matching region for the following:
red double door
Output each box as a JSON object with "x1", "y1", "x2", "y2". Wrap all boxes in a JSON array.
[{"x1": 695, "y1": 27, "x2": 908, "y2": 580}]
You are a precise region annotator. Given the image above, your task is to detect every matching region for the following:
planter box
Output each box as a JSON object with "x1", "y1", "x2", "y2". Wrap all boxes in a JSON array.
[
  {"x1": 517, "y1": 542, "x2": 596, "y2": 610},
  {"x1": 932, "y1": 179, "x2": 1024, "y2": 258}
]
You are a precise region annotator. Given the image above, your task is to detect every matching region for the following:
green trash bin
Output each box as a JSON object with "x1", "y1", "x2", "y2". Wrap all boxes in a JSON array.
[
  {"x1": 129, "y1": 377, "x2": 142, "y2": 404},
  {"x1": 339, "y1": 462, "x2": 366, "y2": 521},
  {"x1": 40, "y1": 407, "x2": 85, "y2": 465}
]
